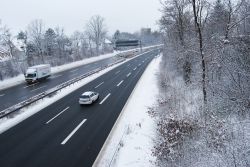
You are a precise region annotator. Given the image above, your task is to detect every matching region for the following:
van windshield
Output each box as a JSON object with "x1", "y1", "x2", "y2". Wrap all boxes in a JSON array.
[{"x1": 26, "y1": 73, "x2": 36, "y2": 78}]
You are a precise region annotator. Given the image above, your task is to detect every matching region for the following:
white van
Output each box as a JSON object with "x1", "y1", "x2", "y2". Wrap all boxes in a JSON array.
[{"x1": 25, "y1": 64, "x2": 51, "y2": 83}]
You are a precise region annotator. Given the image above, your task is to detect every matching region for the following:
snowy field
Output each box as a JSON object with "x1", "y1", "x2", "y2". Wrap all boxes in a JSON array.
[{"x1": 94, "y1": 54, "x2": 161, "y2": 167}]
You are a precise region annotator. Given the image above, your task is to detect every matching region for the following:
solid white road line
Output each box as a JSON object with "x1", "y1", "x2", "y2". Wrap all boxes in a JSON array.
[
  {"x1": 46, "y1": 107, "x2": 70, "y2": 124},
  {"x1": 30, "y1": 85, "x2": 46, "y2": 92},
  {"x1": 61, "y1": 118, "x2": 87, "y2": 145},
  {"x1": 0, "y1": 94, "x2": 5, "y2": 97},
  {"x1": 99, "y1": 93, "x2": 111, "y2": 105},
  {"x1": 126, "y1": 72, "x2": 131, "y2": 77},
  {"x1": 70, "y1": 69, "x2": 78, "y2": 73},
  {"x1": 23, "y1": 83, "x2": 39, "y2": 88},
  {"x1": 133, "y1": 67, "x2": 137, "y2": 71},
  {"x1": 115, "y1": 71, "x2": 120, "y2": 75},
  {"x1": 117, "y1": 80, "x2": 124, "y2": 87},
  {"x1": 50, "y1": 74, "x2": 63, "y2": 79},
  {"x1": 95, "y1": 82, "x2": 104, "y2": 88}
]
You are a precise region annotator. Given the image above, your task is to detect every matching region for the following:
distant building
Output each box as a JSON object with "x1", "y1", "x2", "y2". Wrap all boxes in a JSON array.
[{"x1": 141, "y1": 28, "x2": 151, "y2": 36}]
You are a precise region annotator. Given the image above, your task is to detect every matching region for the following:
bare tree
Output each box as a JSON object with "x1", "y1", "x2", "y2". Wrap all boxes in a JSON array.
[
  {"x1": 85, "y1": 15, "x2": 107, "y2": 56},
  {"x1": 190, "y1": 0, "x2": 209, "y2": 104},
  {"x1": 223, "y1": 0, "x2": 250, "y2": 39},
  {"x1": 27, "y1": 19, "x2": 45, "y2": 63},
  {"x1": 54, "y1": 26, "x2": 71, "y2": 64},
  {"x1": 71, "y1": 31, "x2": 82, "y2": 60},
  {"x1": 157, "y1": 0, "x2": 250, "y2": 166},
  {"x1": 160, "y1": 0, "x2": 190, "y2": 46},
  {"x1": 0, "y1": 25, "x2": 15, "y2": 57},
  {"x1": 238, "y1": 0, "x2": 250, "y2": 35}
]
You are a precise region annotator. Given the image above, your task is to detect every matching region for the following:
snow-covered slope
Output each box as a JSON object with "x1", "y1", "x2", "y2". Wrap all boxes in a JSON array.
[{"x1": 94, "y1": 54, "x2": 161, "y2": 167}]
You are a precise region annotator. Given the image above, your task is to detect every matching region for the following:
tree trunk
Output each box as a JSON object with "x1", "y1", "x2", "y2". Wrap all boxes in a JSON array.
[{"x1": 191, "y1": 0, "x2": 207, "y2": 104}]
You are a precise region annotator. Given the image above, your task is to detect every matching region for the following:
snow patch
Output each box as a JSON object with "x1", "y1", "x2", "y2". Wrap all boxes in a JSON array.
[
  {"x1": 0, "y1": 44, "x2": 161, "y2": 91},
  {"x1": 0, "y1": 59, "x2": 129, "y2": 134},
  {"x1": 94, "y1": 54, "x2": 162, "y2": 167},
  {"x1": 0, "y1": 50, "x2": 155, "y2": 134}
]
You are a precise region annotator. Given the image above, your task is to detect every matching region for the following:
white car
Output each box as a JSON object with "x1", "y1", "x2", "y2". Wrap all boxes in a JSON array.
[{"x1": 79, "y1": 91, "x2": 99, "y2": 105}]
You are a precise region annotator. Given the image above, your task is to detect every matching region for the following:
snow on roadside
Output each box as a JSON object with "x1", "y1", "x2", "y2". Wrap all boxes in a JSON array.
[
  {"x1": 94, "y1": 54, "x2": 162, "y2": 167},
  {"x1": 0, "y1": 52, "x2": 118, "y2": 91},
  {"x1": 0, "y1": 44, "x2": 161, "y2": 91},
  {"x1": 0, "y1": 74, "x2": 25, "y2": 90},
  {"x1": 0, "y1": 58, "x2": 130, "y2": 134},
  {"x1": 51, "y1": 51, "x2": 118, "y2": 74},
  {"x1": 0, "y1": 51, "x2": 154, "y2": 134}
]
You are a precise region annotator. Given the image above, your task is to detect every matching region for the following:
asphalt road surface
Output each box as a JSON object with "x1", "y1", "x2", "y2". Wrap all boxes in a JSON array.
[
  {"x1": 0, "y1": 49, "x2": 160, "y2": 167},
  {"x1": 0, "y1": 56, "x2": 121, "y2": 111}
]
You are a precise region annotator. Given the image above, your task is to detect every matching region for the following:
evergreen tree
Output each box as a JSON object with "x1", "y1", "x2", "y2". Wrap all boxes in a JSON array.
[
  {"x1": 208, "y1": 0, "x2": 228, "y2": 36},
  {"x1": 44, "y1": 28, "x2": 56, "y2": 56}
]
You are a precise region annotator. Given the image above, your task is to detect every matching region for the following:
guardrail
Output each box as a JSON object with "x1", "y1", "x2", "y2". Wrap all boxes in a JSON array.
[
  {"x1": 0, "y1": 58, "x2": 126, "y2": 119},
  {"x1": 0, "y1": 46, "x2": 162, "y2": 119}
]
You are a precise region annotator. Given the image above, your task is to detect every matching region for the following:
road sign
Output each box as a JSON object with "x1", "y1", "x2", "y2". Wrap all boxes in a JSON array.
[{"x1": 115, "y1": 40, "x2": 140, "y2": 47}]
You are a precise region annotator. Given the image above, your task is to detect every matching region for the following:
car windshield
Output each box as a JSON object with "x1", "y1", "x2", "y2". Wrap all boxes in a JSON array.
[
  {"x1": 81, "y1": 95, "x2": 90, "y2": 99},
  {"x1": 26, "y1": 73, "x2": 36, "y2": 78}
]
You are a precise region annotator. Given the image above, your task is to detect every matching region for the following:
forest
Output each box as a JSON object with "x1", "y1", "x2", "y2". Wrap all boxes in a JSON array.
[
  {"x1": 152, "y1": 0, "x2": 250, "y2": 166},
  {"x1": 0, "y1": 15, "x2": 161, "y2": 80}
]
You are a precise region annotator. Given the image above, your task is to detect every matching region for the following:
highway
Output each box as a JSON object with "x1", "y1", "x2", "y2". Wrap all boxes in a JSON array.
[
  {"x1": 0, "y1": 49, "x2": 159, "y2": 167},
  {"x1": 0, "y1": 56, "x2": 121, "y2": 111}
]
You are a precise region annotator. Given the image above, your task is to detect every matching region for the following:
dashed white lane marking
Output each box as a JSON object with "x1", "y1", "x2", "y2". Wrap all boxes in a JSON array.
[
  {"x1": 50, "y1": 74, "x2": 62, "y2": 79},
  {"x1": 30, "y1": 85, "x2": 46, "y2": 92},
  {"x1": 23, "y1": 83, "x2": 39, "y2": 88},
  {"x1": 70, "y1": 69, "x2": 78, "y2": 73},
  {"x1": 115, "y1": 71, "x2": 120, "y2": 74},
  {"x1": 126, "y1": 72, "x2": 131, "y2": 77},
  {"x1": 46, "y1": 107, "x2": 70, "y2": 124},
  {"x1": 99, "y1": 93, "x2": 111, "y2": 105},
  {"x1": 133, "y1": 67, "x2": 137, "y2": 71},
  {"x1": 117, "y1": 80, "x2": 124, "y2": 87},
  {"x1": 95, "y1": 82, "x2": 104, "y2": 88},
  {"x1": 61, "y1": 118, "x2": 87, "y2": 145},
  {"x1": 127, "y1": 64, "x2": 130, "y2": 67},
  {"x1": 0, "y1": 94, "x2": 5, "y2": 97}
]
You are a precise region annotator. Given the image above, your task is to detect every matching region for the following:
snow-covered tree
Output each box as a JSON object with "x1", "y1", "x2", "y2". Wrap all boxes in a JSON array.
[
  {"x1": 44, "y1": 28, "x2": 56, "y2": 57},
  {"x1": 85, "y1": 15, "x2": 107, "y2": 56},
  {"x1": 207, "y1": 0, "x2": 229, "y2": 37},
  {"x1": 155, "y1": 0, "x2": 250, "y2": 166},
  {"x1": 27, "y1": 19, "x2": 45, "y2": 63}
]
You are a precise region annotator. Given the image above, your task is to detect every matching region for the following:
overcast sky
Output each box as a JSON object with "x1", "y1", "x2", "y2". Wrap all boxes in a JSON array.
[{"x1": 0, "y1": 0, "x2": 161, "y2": 36}]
